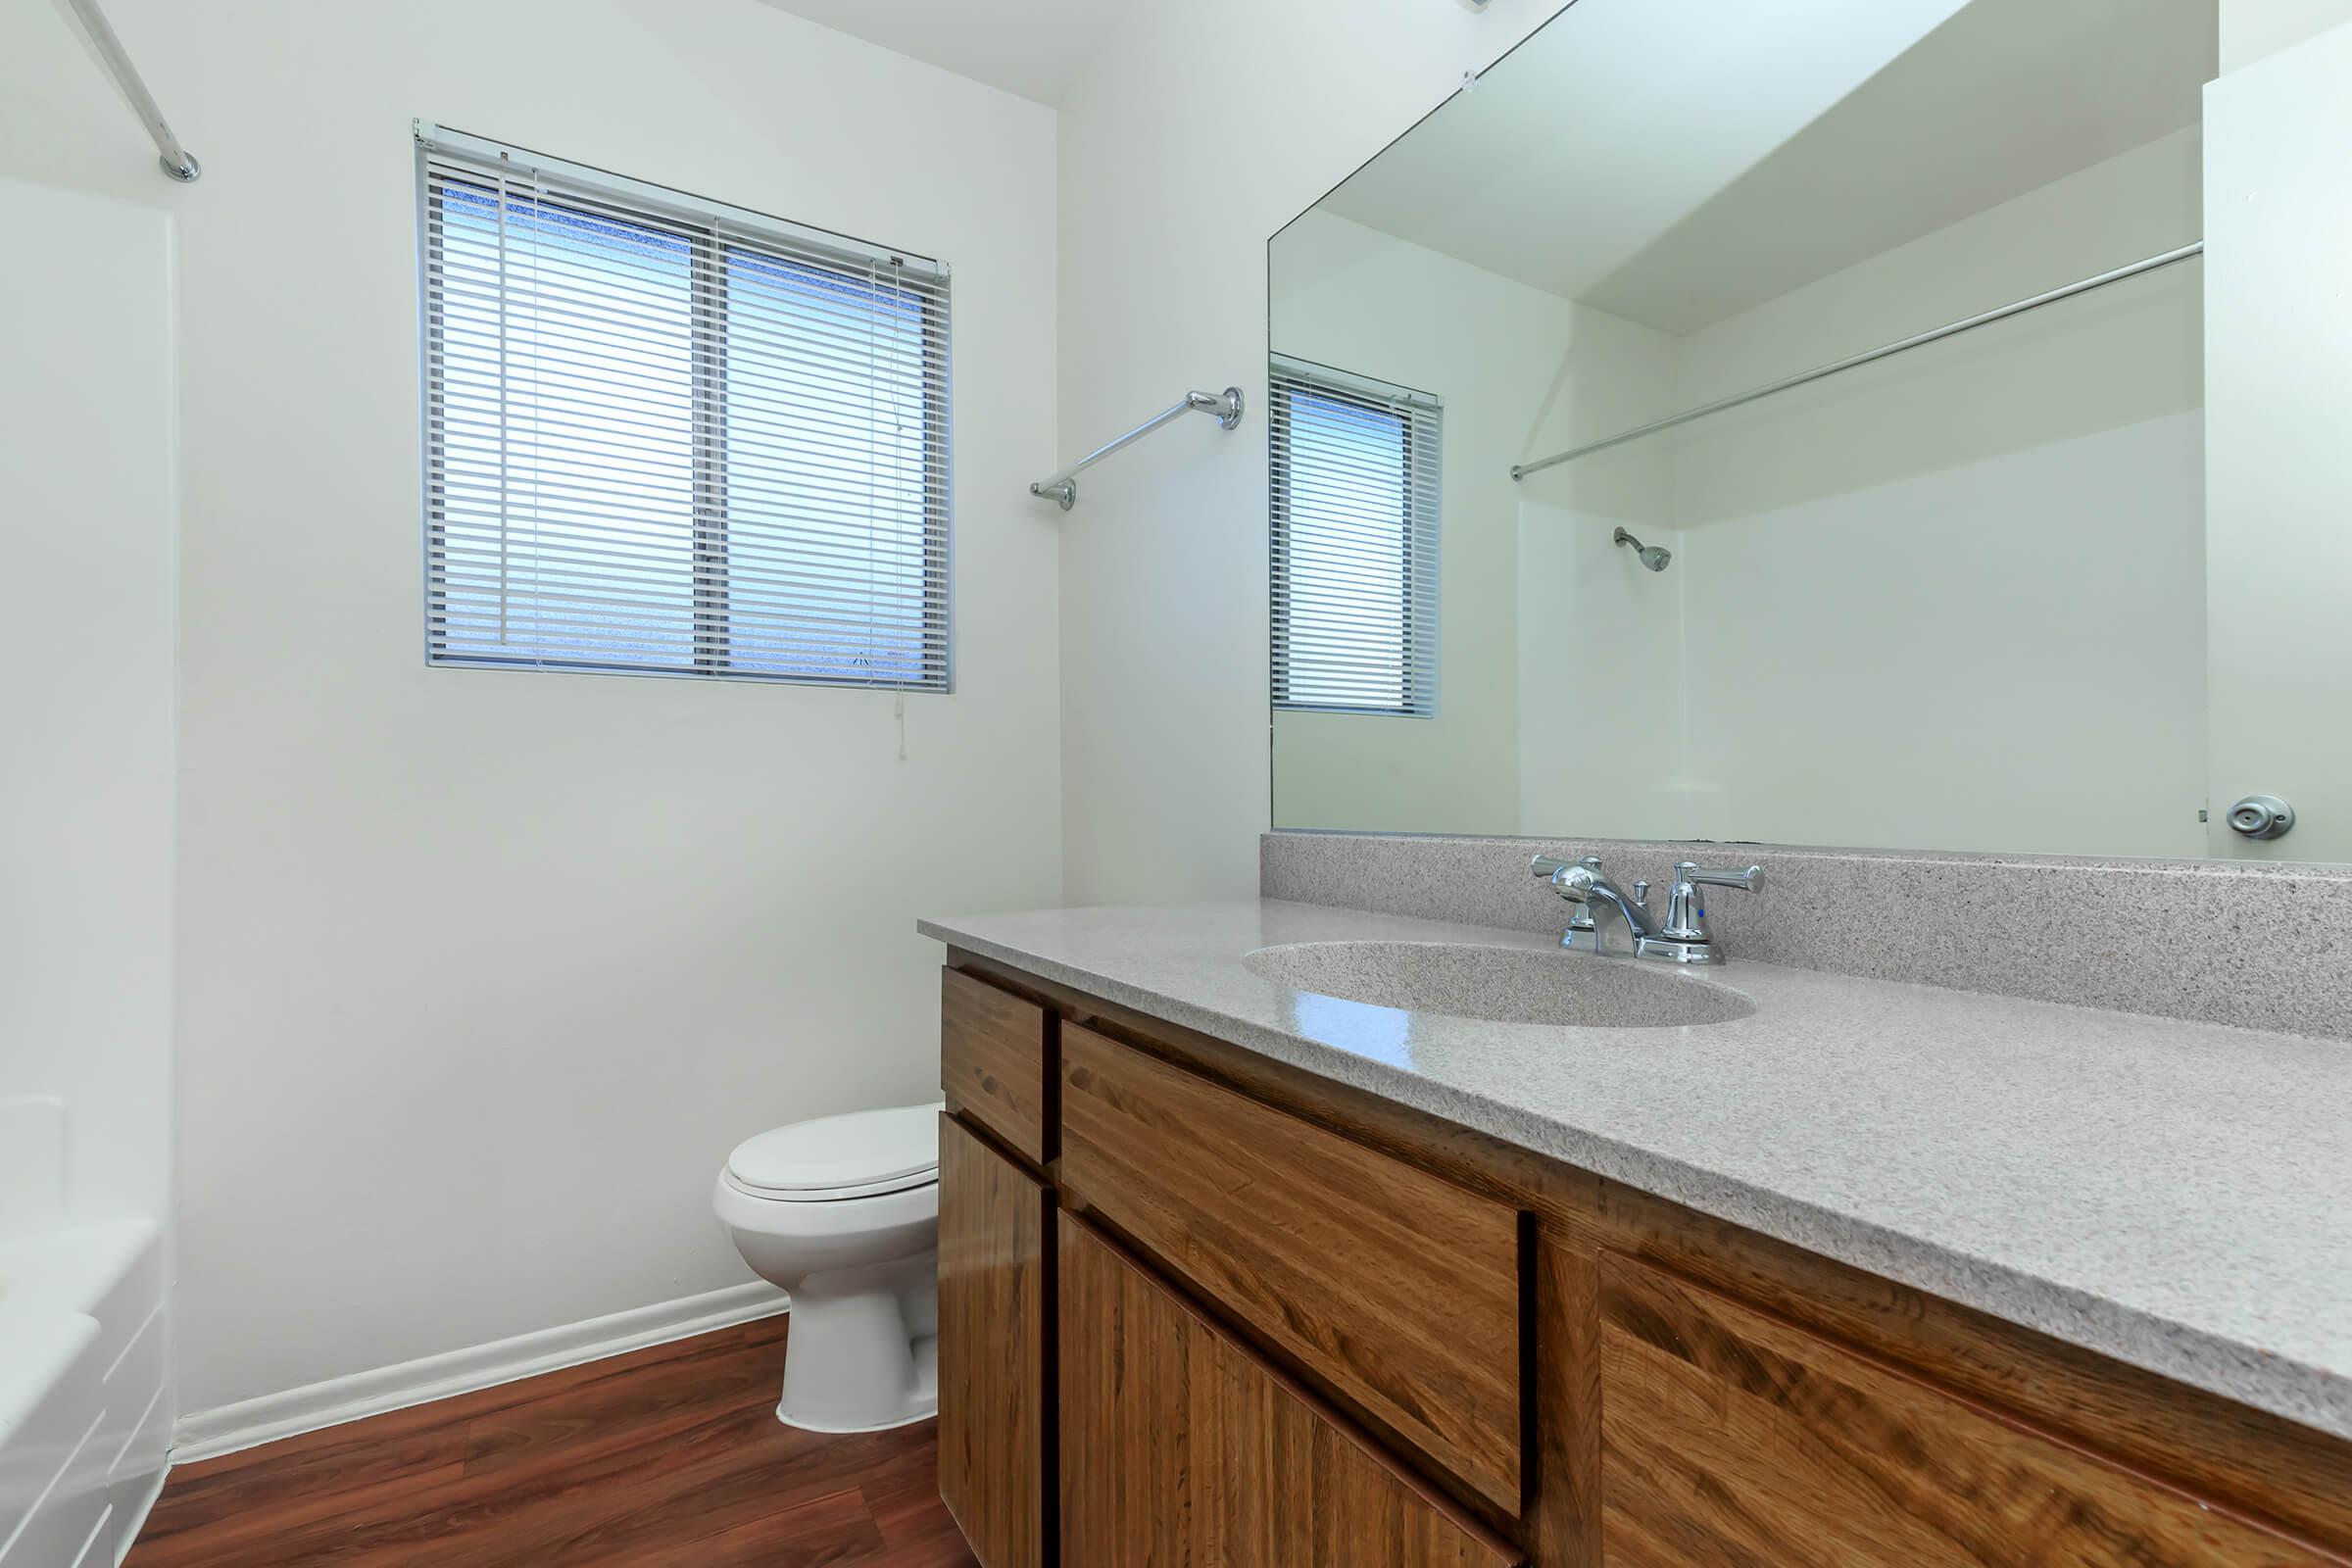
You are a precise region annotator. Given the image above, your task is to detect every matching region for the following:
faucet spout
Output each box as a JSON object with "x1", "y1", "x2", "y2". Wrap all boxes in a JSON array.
[{"x1": 1545, "y1": 863, "x2": 1656, "y2": 953}]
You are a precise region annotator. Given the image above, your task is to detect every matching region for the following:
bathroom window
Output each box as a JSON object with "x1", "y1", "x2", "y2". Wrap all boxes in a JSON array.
[
  {"x1": 418, "y1": 126, "x2": 952, "y2": 689},
  {"x1": 1269, "y1": 358, "x2": 1440, "y2": 716}
]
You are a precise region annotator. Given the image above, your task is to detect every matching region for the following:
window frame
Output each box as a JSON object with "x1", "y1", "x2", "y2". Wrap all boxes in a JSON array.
[
  {"x1": 1268, "y1": 356, "x2": 1443, "y2": 718},
  {"x1": 416, "y1": 124, "x2": 954, "y2": 692}
]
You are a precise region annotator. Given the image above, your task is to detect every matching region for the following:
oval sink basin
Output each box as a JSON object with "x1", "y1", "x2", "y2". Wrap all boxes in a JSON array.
[{"x1": 1243, "y1": 941, "x2": 1756, "y2": 1029}]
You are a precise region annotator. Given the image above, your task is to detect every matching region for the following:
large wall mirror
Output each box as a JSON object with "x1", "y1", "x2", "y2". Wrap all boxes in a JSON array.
[{"x1": 1268, "y1": 0, "x2": 2350, "y2": 863}]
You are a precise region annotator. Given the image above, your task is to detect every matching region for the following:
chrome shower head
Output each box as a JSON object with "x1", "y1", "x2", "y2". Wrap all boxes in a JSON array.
[{"x1": 1613, "y1": 527, "x2": 1671, "y2": 572}]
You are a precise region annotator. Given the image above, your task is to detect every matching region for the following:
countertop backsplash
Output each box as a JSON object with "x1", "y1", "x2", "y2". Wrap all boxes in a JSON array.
[{"x1": 1262, "y1": 831, "x2": 2352, "y2": 1042}]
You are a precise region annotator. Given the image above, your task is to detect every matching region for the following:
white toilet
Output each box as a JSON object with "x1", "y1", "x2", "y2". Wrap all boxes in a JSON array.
[{"x1": 713, "y1": 1102, "x2": 944, "y2": 1433}]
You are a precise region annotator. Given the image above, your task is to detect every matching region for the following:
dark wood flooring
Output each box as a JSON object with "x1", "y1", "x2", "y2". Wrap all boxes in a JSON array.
[{"x1": 127, "y1": 1314, "x2": 979, "y2": 1567}]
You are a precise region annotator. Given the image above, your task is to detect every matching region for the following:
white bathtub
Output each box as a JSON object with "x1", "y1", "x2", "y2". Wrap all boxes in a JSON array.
[{"x1": 0, "y1": 1209, "x2": 169, "y2": 1565}]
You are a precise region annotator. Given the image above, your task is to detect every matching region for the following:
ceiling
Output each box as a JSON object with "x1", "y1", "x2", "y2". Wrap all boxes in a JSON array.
[
  {"x1": 1318, "y1": 0, "x2": 2216, "y2": 334},
  {"x1": 752, "y1": 0, "x2": 1127, "y2": 106}
]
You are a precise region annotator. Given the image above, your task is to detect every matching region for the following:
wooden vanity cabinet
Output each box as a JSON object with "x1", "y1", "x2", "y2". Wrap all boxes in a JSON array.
[
  {"x1": 1059, "y1": 1213, "x2": 1521, "y2": 1568},
  {"x1": 1593, "y1": 1252, "x2": 2340, "y2": 1568},
  {"x1": 937, "y1": 954, "x2": 2352, "y2": 1568},
  {"x1": 937, "y1": 1112, "x2": 1053, "y2": 1568}
]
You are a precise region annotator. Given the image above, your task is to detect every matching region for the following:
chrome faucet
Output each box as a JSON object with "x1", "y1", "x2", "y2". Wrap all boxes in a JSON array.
[
  {"x1": 1530, "y1": 855, "x2": 1763, "y2": 965},
  {"x1": 1531, "y1": 856, "x2": 1654, "y2": 956}
]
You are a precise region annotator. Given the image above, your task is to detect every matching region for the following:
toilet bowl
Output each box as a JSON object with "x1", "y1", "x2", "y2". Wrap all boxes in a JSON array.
[{"x1": 713, "y1": 1102, "x2": 944, "y2": 1433}]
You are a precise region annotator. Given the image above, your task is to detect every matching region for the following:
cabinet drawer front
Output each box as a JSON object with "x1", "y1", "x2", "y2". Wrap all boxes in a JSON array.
[
  {"x1": 941, "y1": 967, "x2": 1052, "y2": 1164},
  {"x1": 1059, "y1": 1214, "x2": 1522, "y2": 1568},
  {"x1": 1597, "y1": 1253, "x2": 2343, "y2": 1568},
  {"x1": 938, "y1": 1115, "x2": 1053, "y2": 1568},
  {"x1": 1059, "y1": 1024, "x2": 1524, "y2": 1513}
]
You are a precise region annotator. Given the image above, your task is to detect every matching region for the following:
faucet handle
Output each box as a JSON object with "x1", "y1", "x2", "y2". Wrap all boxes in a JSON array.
[
  {"x1": 1657, "y1": 862, "x2": 1762, "y2": 949},
  {"x1": 1675, "y1": 861, "x2": 1763, "y2": 893},
  {"x1": 1534, "y1": 855, "x2": 1603, "y2": 939}
]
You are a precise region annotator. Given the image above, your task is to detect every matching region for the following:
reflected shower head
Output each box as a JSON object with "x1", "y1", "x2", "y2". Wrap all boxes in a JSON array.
[{"x1": 1613, "y1": 527, "x2": 1671, "y2": 572}]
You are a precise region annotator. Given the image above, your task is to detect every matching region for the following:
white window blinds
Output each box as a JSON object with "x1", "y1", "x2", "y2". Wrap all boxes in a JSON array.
[
  {"x1": 417, "y1": 125, "x2": 952, "y2": 689},
  {"x1": 1269, "y1": 357, "x2": 1441, "y2": 716}
]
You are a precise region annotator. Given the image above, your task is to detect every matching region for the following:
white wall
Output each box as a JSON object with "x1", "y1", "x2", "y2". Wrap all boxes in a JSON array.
[
  {"x1": 1663, "y1": 129, "x2": 2208, "y2": 858},
  {"x1": 1055, "y1": 0, "x2": 1578, "y2": 904},
  {"x1": 1676, "y1": 415, "x2": 2206, "y2": 857},
  {"x1": 0, "y1": 175, "x2": 177, "y2": 1228},
  {"x1": 2221, "y1": 0, "x2": 2352, "y2": 65},
  {"x1": 1514, "y1": 499, "x2": 1693, "y2": 836},
  {"x1": 0, "y1": 0, "x2": 1063, "y2": 1420},
  {"x1": 2204, "y1": 15, "x2": 2352, "y2": 860}
]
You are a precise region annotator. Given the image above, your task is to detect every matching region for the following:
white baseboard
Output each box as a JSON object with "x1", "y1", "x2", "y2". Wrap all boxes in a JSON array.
[
  {"x1": 111, "y1": 1463, "x2": 168, "y2": 1567},
  {"x1": 171, "y1": 1281, "x2": 789, "y2": 1465}
]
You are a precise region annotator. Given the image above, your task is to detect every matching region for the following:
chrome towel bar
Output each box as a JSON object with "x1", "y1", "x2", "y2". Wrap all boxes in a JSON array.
[
  {"x1": 1031, "y1": 387, "x2": 1245, "y2": 512},
  {"x1": 1512, "y1": 241, "x2": 2203, "y2": 479},
  {"x1": 62, "y1": 0, "x2": 200, "y2": 182}
]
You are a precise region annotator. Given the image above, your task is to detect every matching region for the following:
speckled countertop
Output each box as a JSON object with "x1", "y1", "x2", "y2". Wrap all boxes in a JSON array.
[{"x1": 919, "y1": 899, "x2": 2352, "y2": 1443}]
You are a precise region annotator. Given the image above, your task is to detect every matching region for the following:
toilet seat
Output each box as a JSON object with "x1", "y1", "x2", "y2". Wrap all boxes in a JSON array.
[
  {"x1": 722, "y1": 1167, "x2": 936, "y2": 1202},
  {"x1": 725, "y1": 1102, "x2": 943, "y2": 1202}
]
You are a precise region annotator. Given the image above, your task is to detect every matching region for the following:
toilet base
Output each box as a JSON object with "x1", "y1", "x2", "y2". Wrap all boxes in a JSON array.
[
  {"x1": 777, "y1": 1335, "x2": 939, "y2": 1433},
  {"x1": 776, "y1": 1251, "x2": 939, "y2": 1433}
]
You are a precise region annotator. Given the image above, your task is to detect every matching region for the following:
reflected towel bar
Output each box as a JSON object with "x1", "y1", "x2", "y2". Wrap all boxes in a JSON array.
[
  {"x1": 1031, "y1": 387, "x2": 1245, "y2": 511},
  {"x1": 1510, "y1": 241, "x2": 2203, "y2": 480},
  {"x1": 62, "y1": 0, "x2": 200, "y2": 182}
]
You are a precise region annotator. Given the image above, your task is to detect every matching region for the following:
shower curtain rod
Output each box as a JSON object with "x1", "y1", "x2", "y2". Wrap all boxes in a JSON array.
[
  {"x1": 62, "y1": 0, "x2": 200, "y2": 182},
  {"x1": 1031, "y1": 386, "x2": 1245, "y2": 512},
  {"x1": 1510, "y1": 240, "x2": 2203, "y2": 480}
]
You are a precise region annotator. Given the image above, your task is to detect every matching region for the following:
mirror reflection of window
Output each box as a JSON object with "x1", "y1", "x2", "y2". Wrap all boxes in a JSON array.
[{"x1": 1268, "y1": 358, "x2": 1441, "y2": 717}]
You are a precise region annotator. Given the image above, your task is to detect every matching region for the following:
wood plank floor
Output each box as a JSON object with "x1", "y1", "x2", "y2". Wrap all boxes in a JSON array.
[{"x1": 127, "y1": 1315, "x2": 980, "y2": 1567}]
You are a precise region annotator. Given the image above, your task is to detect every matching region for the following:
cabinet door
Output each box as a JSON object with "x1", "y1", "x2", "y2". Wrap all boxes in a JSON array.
[
  {"x1": 1059, "y1": 1213, "x2": 1521, "y2": 1568},
  {"x1": 1060, "y1": 1023, "x2": 1522, "y2": 1512},
  {"x1": 1597, "y1": 1253, "x2": 2342, "y2": 1567},
  {"x1": 938, "y1": 1114, "x2": 1052, "y2": 1568}
]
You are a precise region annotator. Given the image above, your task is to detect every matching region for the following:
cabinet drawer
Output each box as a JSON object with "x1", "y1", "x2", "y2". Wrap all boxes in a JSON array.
[
  {"x1": 941, "y1": 967, "x2": 1052, "y2": 1164},
  {"x1": 1597, "y1": 1253, "x2": 2343, "y2": 1567},
  {"x1": 1060, "y1": 1214, "x2": 1522, "y2": 1568},
  {"x1": 1059, "y1": 1024, "x2": 1523, "y2": 1513},
  {"x1": 938, "y1": 1114, "x2": 1053, "y2": 1568}
]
